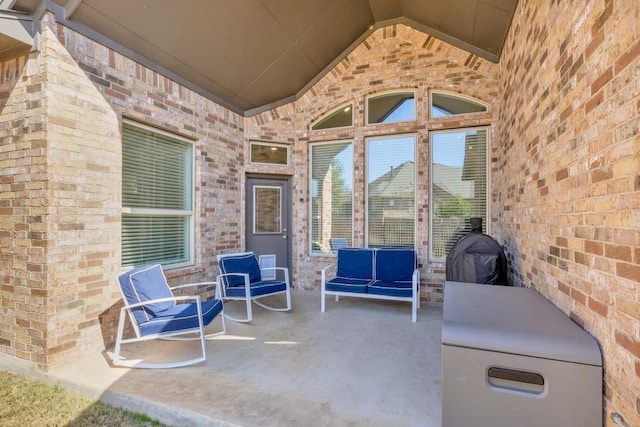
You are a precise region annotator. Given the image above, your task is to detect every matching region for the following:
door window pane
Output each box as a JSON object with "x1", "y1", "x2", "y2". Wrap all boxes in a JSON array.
[
  {"x1": 310, "y1": 142, "x2": 353, "y2": 254},
  {"x1": 430, "y1": 128, "x2": 488, "y2": 260},
  {"x1": 253, "y1": 186, "x2": 281, "y2": 233},
  {"x1": 366, "y1": 135, "x2": 415, "y2": 247}
]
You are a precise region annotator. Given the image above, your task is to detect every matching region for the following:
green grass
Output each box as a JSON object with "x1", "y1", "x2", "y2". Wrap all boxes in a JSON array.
[{"x1": 0, "y1": 370, "x2": 167, "y2": 427}]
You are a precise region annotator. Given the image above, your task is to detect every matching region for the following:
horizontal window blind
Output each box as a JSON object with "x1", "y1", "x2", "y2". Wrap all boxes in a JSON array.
[
  {"x1": 122, "y1": 122, "x2": 193, "y2": 268},
  {"x1": 366, "y1": 135, "x2": 415, "y2": 248},
  {"x1": 310, "y1": 142, "x2": 353, "y2": 254},
  {"x1": 431, "y1": 128, "x2": 488, "y2": 259},
  {"x1": 122, "y1": 124, "x2": 192, "y2": 210},
  {"x1": 122, "y1": 215, "x2": 190, "y2": 266}
]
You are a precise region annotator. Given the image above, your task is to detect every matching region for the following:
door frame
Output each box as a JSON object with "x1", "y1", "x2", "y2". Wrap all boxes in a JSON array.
[{"x1": 245, "y1": 174, "x2": 292, "y2": 271}]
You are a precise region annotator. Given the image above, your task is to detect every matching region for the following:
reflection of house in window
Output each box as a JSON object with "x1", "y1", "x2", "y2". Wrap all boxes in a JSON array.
[
  {"x1": 310, "y1": 142, "x2": 353, "y2": 253},
  {"x1": 430, "y1": 129, "x2": 488, "y2": 259},
  {"x1": 367, "y1": 161, "x2": 415, "y2": 247}
]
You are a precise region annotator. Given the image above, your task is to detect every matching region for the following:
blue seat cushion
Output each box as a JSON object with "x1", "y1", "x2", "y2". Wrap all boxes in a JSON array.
[
  {"x1": 368, "y1": 280, "x2": 414, "y2": 298},
  {"x1": 119, "y1": 264, "x2": 175, "y2": 323},
  {"x1": 325, "y1": 277, "x2": 371, "y2": 294},
  {"x1": 138, "y1": 299, "x2": 223, "y2": 337},
  {"x1": 218, "y1": 253, "x2": 262, "y2": 287},
  {"x1": 225, "y1": 280, "x2": 287, "y2": 298},
  {"x1": 374, "y1": 248, "x2": 416, "y2": 281},
  {"x1": 335, "y1": 248, "x2": 375, "y2": 280}
]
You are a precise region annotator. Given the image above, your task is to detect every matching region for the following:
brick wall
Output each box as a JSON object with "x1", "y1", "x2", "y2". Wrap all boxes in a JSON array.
[
  {"x1": 1, "y1": 12, "x2": 246, "y2": 369},
  {"x1": 0, "y1": 52, "x2": 47, "y2": 365},
  {"x1": 245, "y1": 25, "x2": 499, "y2": 301},
  {"x1": 497, "y1": 0, "x2": 640, "y2": 424},
  {"x1": 247, "y1": 25, "x2": 501, "y2": 301}
]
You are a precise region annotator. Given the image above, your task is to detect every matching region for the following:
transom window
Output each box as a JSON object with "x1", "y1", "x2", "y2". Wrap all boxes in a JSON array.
[
  {"x1": 366, "y1": 91, "x2": 415, "y2": 124},
  {"x1": 430, "y1": 91, "x2": 487, "y2": 118},
  {"x1": 250, "y1": 141, "x2": 289, "y2": 165},
  {"x1": 311, "y1": 103, "x2": 353, "y2": 130},
  {"x1": 121, "y1": 121, "x2": 194, "y2": 269}
]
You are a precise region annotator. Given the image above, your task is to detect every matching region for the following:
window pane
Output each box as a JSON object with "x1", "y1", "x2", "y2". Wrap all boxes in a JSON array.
[
  {"x1": 250, "y1": 142, "x2": 288, "y2": 165},
  {"x1": 312, "y1": 104, "x2": 353, "y2": 130},
  {"x1": 367, "y1": 92, "x2": 415, "y2": 124},
  {"x1": 430, "y1": 129, "x2": 488, "y2": 259},
  {"x1": 121, "y1": 215, "x2": 190, "y2": 267},
  {"x1": 122, "y1": 122, "x2": 193, "y2": 268},
  {"x1": 367, "y1": 136, "x2": 415, "y2": 248},
  {"x1": 122, "y1": 124, "x2": 192, "y2": 210},
  {"x1": 431, "y1": 92, "x2": 487, "y2": 118},
  {"x1": 310, "y1": 142, "x2": 353, "y2": 254},
  {"x1": 254, "y1": 186, "x2": 281, "y2": 233}
]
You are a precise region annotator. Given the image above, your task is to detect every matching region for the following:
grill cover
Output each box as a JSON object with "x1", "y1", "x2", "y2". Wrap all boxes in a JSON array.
[{"x1": 446, "y1": 227, "x2": 509, "y2": 286}]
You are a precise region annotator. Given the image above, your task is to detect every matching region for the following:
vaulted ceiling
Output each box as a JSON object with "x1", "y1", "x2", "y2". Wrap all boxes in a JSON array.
[{"x1": 1, "y1": 0, "x2": 518, "y2": 116}]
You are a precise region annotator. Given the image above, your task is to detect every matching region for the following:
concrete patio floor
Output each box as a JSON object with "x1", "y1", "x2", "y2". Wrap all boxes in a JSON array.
[{"x1": 0, "y1": 290, "x2": 443, "y2": 427}]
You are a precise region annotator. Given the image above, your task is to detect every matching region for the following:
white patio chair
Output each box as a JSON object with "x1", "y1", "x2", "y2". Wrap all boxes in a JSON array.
[
  {"x1": 111, "y1": 264, "x2": 225, "y2": 369},
  {"x1": 216, "y1": 252, "x2": 291, "y2": 322}
]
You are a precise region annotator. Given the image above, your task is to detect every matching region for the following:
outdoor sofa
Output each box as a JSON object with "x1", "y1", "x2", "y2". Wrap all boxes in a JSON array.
[{"x1": 321, "y1": 247, "x2": 420, "y2": 321}]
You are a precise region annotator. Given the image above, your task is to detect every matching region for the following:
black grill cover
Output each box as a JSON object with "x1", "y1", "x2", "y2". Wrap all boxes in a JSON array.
[{"x1": 446, "y1": 228, "x2": 509, "y2": 286}]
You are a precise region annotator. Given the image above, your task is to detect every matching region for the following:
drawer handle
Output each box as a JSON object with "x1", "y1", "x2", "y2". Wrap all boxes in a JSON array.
[{"x1": 488, "y1": 367, "x2": 544, "y2": 386}]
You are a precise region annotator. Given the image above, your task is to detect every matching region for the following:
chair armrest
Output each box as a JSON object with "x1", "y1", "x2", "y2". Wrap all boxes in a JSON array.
[
  {"x1": 122, "y1": 295, "x2": 201, "y2": 311},
  {"x1": 216, "y1": 273, "x2": 251, "y2": 295},
  {"x1": 170, "y1": 281, "x2": 217, "y2": 291},
  {"x1": 321, "y1": 264, "x2": 337, "y2": 287},
  {"x1": 171, "y1": 281, "x2": 222, "y2": 299}
]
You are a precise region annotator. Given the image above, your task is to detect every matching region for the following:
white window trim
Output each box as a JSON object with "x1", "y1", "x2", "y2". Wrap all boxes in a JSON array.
[
  {"x1": 121, "y1": 119, "x2": 196, "y2": 270},
  {"x1": 364, "y1": 133, "x2": 417, "y2": 249},
  {"x1": 428, "y1": 126, "x2": 491, "y2": 262}
]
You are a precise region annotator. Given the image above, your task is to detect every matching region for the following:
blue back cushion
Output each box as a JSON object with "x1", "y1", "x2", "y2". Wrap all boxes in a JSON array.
[
  {"x1": 218, "y1": 252, "x2": 262, "y2": 286},
  {"x1": 118, "y1": 264, "x2": 175, "y2": 320},
  {"x1": 336, "y1": 248, "x2": 375, "y2": 280},
  {"x1": 375, "y1": 248, "x2": 415, "y2": 281}
]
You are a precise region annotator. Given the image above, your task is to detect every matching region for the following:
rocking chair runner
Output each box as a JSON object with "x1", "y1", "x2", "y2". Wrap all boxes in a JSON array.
[
  {"x1": 216, "y1": 252, "x2": 292, "y2": 322},
  {"x1": 111, "y1": 264, "x2": 226, "y2": 369}
]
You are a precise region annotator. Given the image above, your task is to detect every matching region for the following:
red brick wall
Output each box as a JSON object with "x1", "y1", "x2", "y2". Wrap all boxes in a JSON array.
[
  {"x1": 497, "y1": 1, "x2": 640, "y2": 424},
  {"x1": 247, "y1": 25, "x2": 501, "y2": 301}
]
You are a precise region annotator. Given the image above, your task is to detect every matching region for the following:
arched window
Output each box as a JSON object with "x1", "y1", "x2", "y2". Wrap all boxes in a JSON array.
[
  {"x1": 311, "y1": 103, "x2": 354, "y2": 130},
  {"x1": 430, "y1": 91, "x2": 487, "y2": 118},
  {"x1": 366, "y1": 90, "x2": 415, "y2": 124}
]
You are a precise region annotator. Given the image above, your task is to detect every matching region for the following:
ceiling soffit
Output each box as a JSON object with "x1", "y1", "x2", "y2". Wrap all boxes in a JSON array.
[{"x1": 10, "y1": 0, "x2": 517, "y2": 116}]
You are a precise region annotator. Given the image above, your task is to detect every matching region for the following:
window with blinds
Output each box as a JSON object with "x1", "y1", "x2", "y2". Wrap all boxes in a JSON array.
[
  {"x1": 121, "y1": 121, "x2": 194, "y2": 268},
  {"x1": 310, "y1": 141, "x2": 353, "y2": 254},
  {"x1": 366, "y1": 135, "x2": 415, "y2": 248},
  {"x1": 430, "y1": 128, "x2": 488, "y2": 260}
]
